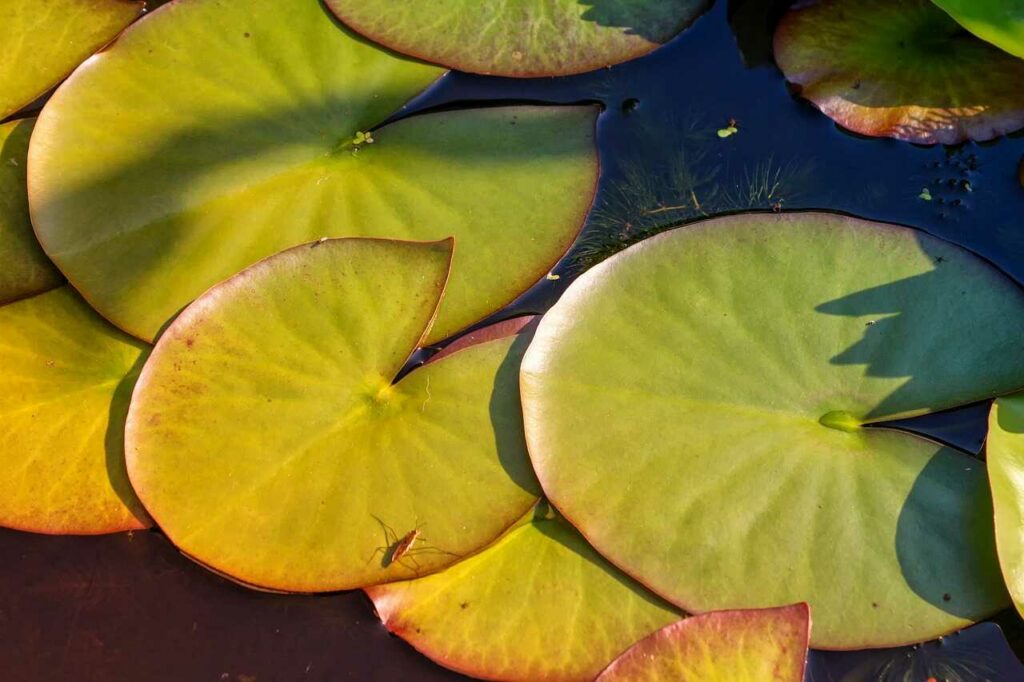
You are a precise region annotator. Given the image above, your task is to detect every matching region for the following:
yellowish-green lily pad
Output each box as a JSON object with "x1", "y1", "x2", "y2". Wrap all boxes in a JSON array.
[
  {"x1": 0, "y1": 286, "x2": 150, "y2": 534},
  {"x1": 367, "y1": 503, "x2": 683, "y2": 682},
  {"x1": 522, "y1": 212, "x2": 1024, "y2": 648},
  {"x1": 595, "y1": 604, "x2": 810, "y2": 682},
  {"x1": 0, "y1": 0, "x2": 142, "y2": 119},
  {"x1": 126, "y1": 238, "x2": 540, "y2": 592},
  {"x1": 986, "y1": 393, "x2": 1024, "y2": 619},
  {"x1": 29, "y1": 0, "x2": 598, "y2": 343},
  {"x1": 0, "y1": 118, "x2": 62, "y2": 304},
  {"x1": 325, "y1": 0, "x2": 710, "y2": 77},
  {"x1": 931, "y1": 0, "x2": 1024, "y2": 59}
]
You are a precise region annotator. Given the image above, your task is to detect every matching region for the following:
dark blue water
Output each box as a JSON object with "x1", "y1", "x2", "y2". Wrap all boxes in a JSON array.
[
  {"x1": 5, "y1": 1, "x2": 1024, "y2": 680},
  {"x1": 408, "y1": 0, "x2": 1024, "y2": 459}
]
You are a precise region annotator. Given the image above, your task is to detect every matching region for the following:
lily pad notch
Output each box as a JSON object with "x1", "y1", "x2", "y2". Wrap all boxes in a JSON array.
[{"x1": 126, "y1": 236, "x2": 542, "y2": 593}]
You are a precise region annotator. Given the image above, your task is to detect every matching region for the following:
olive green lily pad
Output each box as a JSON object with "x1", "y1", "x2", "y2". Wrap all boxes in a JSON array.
[
  {"x1": 931, "y1": 0, "x2": 1024, "y2": 59},
  {"x1": 0, "y1": 118, "x2": 62, "y2": 304},
  {"x1": 366, "y1": 503, "x2": 683, "y2": 682},
  {"x1": 126, "y1": 237, "x2": 540, "y2": 593},
  {"x1": 595, "y1": 604, "x2": 810, "y2": 682},
  {"x1": 0, "y1": 0, "x2": 142, "y2": 120},
  {"x1": 326, "y1": 0, "x2": 711, "y2": 77},
  {"x1": 986, "y1": 392, "x2": 1024, "y2": 619},
  {"x1": 521, "y1": 212, "x2": 1024, "y2": 648},
  {"x1": 774, "y1": 0, "x2": 1024, "y2": 144},
  {"x1": 0, "y1": 286, "x2": 150, "y2": 534},
  {"x1": 28, "y1": 0, "x2": 598, "y2": 344}
]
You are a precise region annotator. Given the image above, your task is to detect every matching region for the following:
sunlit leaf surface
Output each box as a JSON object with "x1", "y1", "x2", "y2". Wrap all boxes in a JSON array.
[
  {"x1": 126, "y1": 238, "x2": 540, "y2": 592},
  {"x1": 596, "y1": 604, "x2": 809, "y2": 682},
  {"x1": 326, "y1": 0, "x2": 711, "y2": 77},
  {"x1": 29, "y1": 0, "x2": 598, "y2": 343},
  {"x1": 931, "y1": 0, "x2": 1024, "y2": 58},
  {"x1": 522, "y1": 212, "x2": 1024, "y2": 647},
  {"x1": 0, "y1": 0, "x2": 142, "y2": 119},
  {"x1": 367, "y1": 503, "x2": 683, "y2": 682},
  {"x1": 0, "y1": 286, "x2": 150, "y2": 534},
  {"x1": 987, "y1": 393, "x2": 1024, "y2": 620}
]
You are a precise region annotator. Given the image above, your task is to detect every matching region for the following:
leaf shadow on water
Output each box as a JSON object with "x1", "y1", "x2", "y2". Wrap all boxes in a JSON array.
[
  {"x1": 813, "y1": 230, "x2": 1024, "y2": 618},
  {"x1": 576, "y1": 0, "x2": 713, "y2": 43}
]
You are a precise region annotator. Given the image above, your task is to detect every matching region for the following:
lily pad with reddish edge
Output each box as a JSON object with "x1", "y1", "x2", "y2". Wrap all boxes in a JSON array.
[
  {"x1": 366, "y1": 502, "x2": 683, "y2": 682},
  {"x1": 0, "y1": 285, "x2": 150, "y2": 534},
  {"x1": 125, "y1": 238, "x2": 541, "y2": 593},
  {"x1": 28, "y1": 0, "x2": 598, "y2": 344},
  {"x1": 521, "y1": 212, "x2": 1024, "y2": 648},
  {"x1": 0, "y1": 0, "x2": 142, "y2": 120},
  {"x1": 0, "y1": 118, "x2": 62, "y2": 304},
  {"x1": 596, "y1": 604, "x2": 810, "y2": 682},
  {"x1": 774, "y1": 0, "x2": 1024, "y2": 144},
  {"x1": 325, "y1": 0, "x2": 711, "y2": 78},
  {"x1": 931, "y1": 0, "x2": 1024, "y2": 59}
]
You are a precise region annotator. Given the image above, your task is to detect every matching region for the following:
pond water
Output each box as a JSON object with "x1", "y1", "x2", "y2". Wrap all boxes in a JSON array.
[{"x1": 3, "y1": 1, "x2": 1024, "y2": 680}]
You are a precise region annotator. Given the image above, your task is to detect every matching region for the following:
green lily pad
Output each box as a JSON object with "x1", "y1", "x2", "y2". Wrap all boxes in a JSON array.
[
  {"x1": 366, "y1": 502, "x2": 683, "y2": 682},
  {"x1": 0, "y1": 118, "x2": 62, "y2": 304},
  {"x1": 28, "y1": 0, "x2": 598, "y2": 344},
  {"x1": 521, "y1": 212, "x2": 1024, "y2": 648},
  {"x1": 325, "y1": 0, "x2": 711, "y2": 78},
  {"x1": 931, "y1": 0, "x2": 1024, "y2": 59},
  {"x1": 0, "y1": 0, "x2": 142, "y2": 119},
  {"x1": 595, "y1": 604, "x2": 809, "y2": 681},
  {"x1": 774, "y1": 0, "x2": 1024, "y2": 144},
  {"x1": 986, "y1": 392, "x2": 1024, "y2": 619},
  {"x1": 0, "y1": 286, "x2": 150, "y2": 534},
  {"x1": 126, "y1": 238, "x2": 540, "y2": 592}
]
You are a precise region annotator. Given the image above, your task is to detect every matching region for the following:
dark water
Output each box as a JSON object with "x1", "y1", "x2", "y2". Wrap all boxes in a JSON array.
[{"x1": 5, "y1": 1, "x2": 1024, "y2": 680}]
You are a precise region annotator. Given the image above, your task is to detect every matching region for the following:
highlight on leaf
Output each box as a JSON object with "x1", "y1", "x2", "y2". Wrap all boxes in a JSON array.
[{"x1": 125, "y1": 237, "x2": 540, "y2": 593}]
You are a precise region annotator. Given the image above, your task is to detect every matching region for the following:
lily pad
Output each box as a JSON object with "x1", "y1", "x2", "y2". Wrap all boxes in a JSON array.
[
  {"x1": 931, "y1": 0, "x2": 1024, "y2": 59},
  {"x1": 0, "y1": 0, "x2": 142, "y2": 119},
  {"x1": 986, "y1": 392, "x2": 1024, "y2": 619},
  {"x1": 0, "y1": 118, "x2": 62, "y2": 304},
  {"x1": 774, "y1": 0, "x2": 1024, "y2": 144},
  {"x1": 0, "y1": 286, "x2": 150, "y2": 534},
  {"x1": 126, "y1": 238, "x2": 540, "y2": 593},
  {"x1": 366, "y1": 503, "x2": 683, "y2": 682},
  {"x1": 28, "y1": 0, "x2": 598, "y2": 344},
  {"x1": 595, "y1": 604, "x2": 810, "y2": 682},
  {"x1": 521, "y1": 212, "x2": 1024, "y2": 648},
  {"x1": 325, "y1": 0, "x2": 711, "y2": 78}
]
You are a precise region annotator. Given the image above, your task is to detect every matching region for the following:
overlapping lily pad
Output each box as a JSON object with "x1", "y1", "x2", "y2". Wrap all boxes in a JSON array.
[
  {"x1": 595, "y1": 604, "x2": 809, "y2": 681},
  {"x1": 774, "y1": 0, "x2": 1024, "y2": 144},
  {"x1": 521, "y1": 212, "x2": 1024, "y2": 648},
  {"x1": 986, "y1": 392, "x2": 1024, "y2": 619},
  {"x1": 0, "y1": 0, "x2": 142, "y2": 120},
  {"x1": 28, "y1": 0, "x2": 598, "y2": 344},
  {"x1": 0, "y1": 286, "x2": 150, "y2": 534},
  {"x1": 0, "y1": 118, "x2": 62, "y2": 304},
  {"x1": 932, "y1": 0, "x2": 1024, "y2": 59},
  {"x1": 126, "y1": 238, "x2": 540, "y2": 592},
  {"x1": 367, "y1": 502, "x2": 683, "y2": 681},
  {"x1": 326, "y1": 0, "x2": 711, "y2": 77}
]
